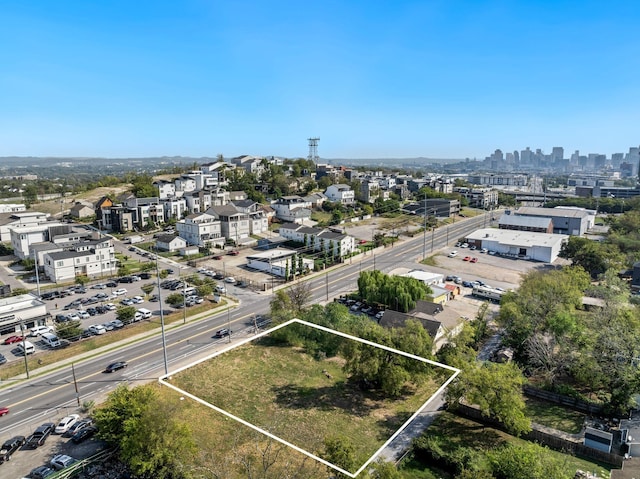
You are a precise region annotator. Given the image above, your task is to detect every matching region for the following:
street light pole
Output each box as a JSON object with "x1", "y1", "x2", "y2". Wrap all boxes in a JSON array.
[
  {"x1": 155, "y1": 252, "x2": 169, "y2": 375},
  {"x1": 33, "y1": 249, "x2": 40, "y2": 298},
  {"x1": 19, "y1": 317, "x2": 29, "y2": 379},
  {"x1": 71, "y1": 362, "x2": 80, "y2": 407}
]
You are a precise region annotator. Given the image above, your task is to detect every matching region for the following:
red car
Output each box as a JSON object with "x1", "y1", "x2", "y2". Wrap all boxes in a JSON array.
[
  {"x1": 462, "y1": 256, "x2": 471, "y2": 261},
  {"x1": 0, "y1": 407, "x2": 9, "y2": 417},
  {"x1": 3, "y1": 335, "x2": 24, "y2": 345},
  {"x1": 212, "y1": 255, "x2": 223, "y2": 260},
  {"x1": 470, "y1": 257, "x2": 478, "y2": 263},
  {"x1": 227, "y1": 250, "x2": 239, "y2": 256}
]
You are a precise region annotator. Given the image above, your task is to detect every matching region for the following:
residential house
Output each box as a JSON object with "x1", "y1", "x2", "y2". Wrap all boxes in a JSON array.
[
  {"x1": 0, "y1": 211, "x2": 50, "y2": 242},
  {"x1": 278, "y1": 223, "x2": 355, "y2": 258},
  {"x1": 325, "y1": 184, "x2": 355, "y2": 205},
  {"x1": 10, "y1": 222, "x2": 67, "y2": 259},
  {"x1": 0, "y1": 203, "x2": 26, "y2": 214},
  {"x1": 43, "y1": 237, "x2": 116, "y2": 283},
  {"x1": 232, "y1": 200, "x2": 269, "y2": 235},
  {"x1": 156, "y1": 234, "x2": 187, "y2": 253},
  {"x1": 160, "y1": 197, "x2": 188, "y2": 221},
  {"x1": 154, "y1": 179, "x2": 176, "y2": 199},
  {"x1": 271, "y1": 196, "x2": 312, "y2": 224},
  {"x1": 176, "y1": 212, "x2": 223, "y2": 248},
  {"x1": 69, "y1": 201, "x2": 94, "y2": 219},
  {"x1": 302, "y1": 192, "x2": 327, "y2": 209},
  {"x1": 95, "y1": 196, "x2": 114, "y2": 231},
  {"x1": 207, "y1": 204, "x2": 250, "y2": 245}
]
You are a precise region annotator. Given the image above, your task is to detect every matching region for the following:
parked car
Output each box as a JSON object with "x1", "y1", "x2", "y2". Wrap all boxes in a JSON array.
[
  {"x1": 214, "y1": 329, "x2": 231, "y2": 338},
  {"x1": 132, "y1": 295, "x2": 144, "y2": 304},
  {"x1": 139, "y1": 272, "x2": 152, "y2": 279},
  {"x1": 104, "y1": 303, "x2": 117, "y2": 311},
  {"x1": 113, "y1": 288, "x2": 127, "y2": 296},
  {"x1": 462, "y1": 256, "x2": 471, "y2": 261},
  {"x1": 448, "y1": 251, "x2": 458, "y2": 257},
  {"x1": 25, "y1": 422, "x2": 55, "y2": 448},
  {"x1": 68, "y1": 312, "x2": 80, "y2": 321},
  {"x1": 77, "y1": 310, "x2": 90, "y2": 319},
  {"x1": 29, "y1": 326, "x2": 52, "y2": 337},
  {"x1": 149, "y1": 294, "x2": 159, "y2": 302},
  {"x1": 215, "y1": 285, "x2": 226, "y2": 294},
  {"x1": 121, "y1": 298, "x2": 135, "y2": 306},
  {"x1": 102, "y1": 322, "x2": 115, "y2": 331},
  {"x1": 110, "y1": 319, "x2": 124, "y2": 329},
  {"x1": 71, "y1": 425, "x2": 97, "y2": 444},
  {"x1": 54, "y1": 414, "x2": 80, "y2": 434},
  {"x1": 470, "y1": 257, "x2": 478, "y2": 263},
  {"x1": 165, "y1": 268, "x2": 175, "y2": 275},
  {"x1": 104, "y1": 361, "x2": 128, "y2": 373},
  {"x1": 105, "y1": 281, "x2": 118, "y2": 287},
  {"x1": 224, "y1": 277, "x2": 236, "y2": 284},
  {"x1": 0, "y1": 353, "x2": 6, "y2": 365},
  {"x1": 227, "y1": 250, "x2": 240, "y2": 256},
  {"x1": 64, "y1": 418, "x2": 93, "y2": 437},
  {"x1": 86, "y1": 307, "x2": 98, "y2": 316},
  {"x1": 88, "y1": 324, "x2": 107, "y2": 335},
  {"x1": 0, "y1": 435, "x2": 25, "y2": 463},
  {"x1": 50, "y1": 454, "x2": 77, "y2": 470},
  {"x1": 91, "y1": 283, "x2": 107, "y2": 289},
  {"x1": 3, "y1": 335, "x2": 24, "y2": 345},
  {"x1": 26, "y1": 465, "x2": 54, "y2": 478}
]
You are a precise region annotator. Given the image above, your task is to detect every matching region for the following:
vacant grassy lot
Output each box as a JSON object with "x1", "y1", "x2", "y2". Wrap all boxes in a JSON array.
[
  {"x1": 171, "y1": 332, "x2": 449, "y2": 473},
  {"x1": 400, "y1": 412, "x2": 611, "y2": 478},
  {"x1": 525, "y1": 397, "x2": 586, "y2": 434}
]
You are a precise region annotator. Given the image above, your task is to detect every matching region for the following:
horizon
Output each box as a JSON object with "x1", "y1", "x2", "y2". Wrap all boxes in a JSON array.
[{"x1": 2, "y1": 1, "x2": 640, "y2": 158}]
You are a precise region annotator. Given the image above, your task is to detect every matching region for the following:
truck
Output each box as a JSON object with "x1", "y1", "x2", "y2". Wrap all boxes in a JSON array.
[
  {"x1": 25, "y1": 422, "x2": 55, "y2": 449},
  {"x1": 472, "y1": 285, "x2": 504, "y2": 302},
  {"x1": 0, "y1": 435, "x2": 25, "y2": 463},
  {"x1": 125, "y1": 235, "x2": 144, "y2": 244}
]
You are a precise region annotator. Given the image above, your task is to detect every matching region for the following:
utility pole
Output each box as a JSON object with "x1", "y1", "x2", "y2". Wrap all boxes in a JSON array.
[
  {"x1": 20, "y1": 317, "x2": 29, "y2": 379},
  {"x1": 33, "y1": 249, "x2": 40, "y2": 298},
  {"x1": 182, "y1": 273, "x2": 187, "y2": 325},
  {"x1": 155, "y1": 251, "x2": 169, "y2": 375},
  {"x1": 71, "y1": 363, "x2": 80, "y2": 407},
  {"x1": 325, "y1": 272, "x2": 329, "y2": 301}
]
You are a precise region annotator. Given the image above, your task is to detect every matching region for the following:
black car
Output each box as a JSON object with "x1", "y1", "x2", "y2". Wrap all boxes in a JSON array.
[
  {"x1": 27, "y1": 465, "x2": 54, "y2": 479},
  {"x1": 0, "y1": 435, "x2": 25, "y2": 463},
  {"x1": 105, "y1": 281, "x2": 118, "y2": 288},
  {"x1": 214, "y1": 272, "x2": 224, "y2": 280},
  {"x1": 165, "y1": 268, "x2": 174, "y2": 275},
  {"x1": 64, "y1": 418, "x2": 93, "y2": 437},
  {"x1": 214, "y1": 329, "x2": 232, "y2": 338},
  {"x1": 25, "y1": 422, "x2": 55, "y2": 448},
  {"x1": 95, "y1": 305, "x2": 108, "y2": 314},
  {"x1": 86, "y1": 307, "x2": 98, "y2": 316},
  {"x1": 118, "y1": 276, "x2": 134, "y2": 283},
  {"x1": 71, "y1": 425, "x2": 97, "y2": 444},
  {"x1": 138, "y1": 272, "x2": 152, "y2": 279},
  {"x1": 104, "y1": 361, "x2": 128, "y2": 373}
]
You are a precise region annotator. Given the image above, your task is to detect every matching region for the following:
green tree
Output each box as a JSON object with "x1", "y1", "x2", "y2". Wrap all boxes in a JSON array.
[
  {"x1": 75, "y1": 275, "x2": 89, "y2": 287},
  {"x1": 322, "y1": 436, "x2": 356, "y2": 478},
  {"x1": 559, "y1": 236, "x2": 624, "y2": 278},
  {"x1": 196, "y1": 284, "x2": 212, "y2": 298},
  {"x1": 56, "y1": 320, "x2": 83, "y2": 340},
  {"x1": 117, "y1": 306, "x2": 137, "y2": 324},
  {"x1": 488, "y1": 443, "x2": 569, "y2": 479},
  {"x1": 141, "y1": 283, "x2": 155, "y2": 296},
  {"x1": 447, "y1": 362, "x2": 531, "y2": 436},
  {"x1": 165, "y1": 292, "x2": 185, "y2": 308}
]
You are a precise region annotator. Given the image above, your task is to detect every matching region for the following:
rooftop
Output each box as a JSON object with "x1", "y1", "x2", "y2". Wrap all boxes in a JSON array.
[{"x1": 466, "y1": 228, "x2": 568, "y2": 247}]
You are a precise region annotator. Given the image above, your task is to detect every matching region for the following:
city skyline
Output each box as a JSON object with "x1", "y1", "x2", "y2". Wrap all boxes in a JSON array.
[{"x1": 2, "y1": 1, "x2": 640, "y2": 159}]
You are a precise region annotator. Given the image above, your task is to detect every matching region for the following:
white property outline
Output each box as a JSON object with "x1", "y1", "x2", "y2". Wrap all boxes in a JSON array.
[{"x1": 159, "y1": 318, "x2": 461, "y2": 478}]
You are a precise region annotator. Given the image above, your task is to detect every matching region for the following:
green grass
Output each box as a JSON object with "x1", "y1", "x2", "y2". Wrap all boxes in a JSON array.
[
  {"x1": 171, "y1": 327, "x2": 449, "y2": 474},
  {"x1": 400, "y1": 412, "x2": 611, "y2": 478},
  {"x1": 525, "y1": 397, "x2": 586, "y2": 434},
  {"x1": 311, "y1": 211, "x2": 332, "y2": 224},
  {"x1": 420, "y1": 255, "x2": 438, "y2": 266}
]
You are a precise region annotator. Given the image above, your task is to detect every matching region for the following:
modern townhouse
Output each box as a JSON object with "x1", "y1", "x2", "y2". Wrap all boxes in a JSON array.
[
  {"x1": 325, "y1": 184, "x2": 355, "y2": 205},
  {"x1": 43, "y1": 237, "x2": 116, "y2": 283},
  {"x1": 176, "y1": 212, "x2": 224, "y2": 248},
  {"x1": 271, "y1": 196, "x2": 312, "y2": 224}
]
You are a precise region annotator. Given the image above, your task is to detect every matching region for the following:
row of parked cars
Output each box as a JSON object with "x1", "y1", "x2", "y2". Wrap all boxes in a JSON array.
[
  {"x1": 335, "y1": 298, "x2": 385, "y2": 320},
  {"x1": 0, "y1": 414, "x2": 97, "y2": 477}
]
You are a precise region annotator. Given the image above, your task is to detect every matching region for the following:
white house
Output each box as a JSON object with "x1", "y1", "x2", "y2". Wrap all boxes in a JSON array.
[
  {"x1": 207, "y1": 205, "x2": 251, "y2": 244},
  {"x1": 176, "y1": 212, "x2": 224, "y2": 248},
  {"x1": 278, "y1": 223, "x2": 356, "y2": 258},
  {"x1": 271, "y1": 196, "x2": 312, "y2": 223},
  {"x1": 0, "y1": 211, "x2": 50, "y2": 242},
  {"x1": 465, "y1": 228, "x2": 568, "y2": 263},
  {"x1": 10, "y1": 223, "x2": 66, "y2": 260},
  {"x1": 156, "y1": 234, "x2": 187, "y2": 252},
  {"x1": 43, "y1": 238, "x2": 116, "y2": 283},
  {"x1": 325, "y1": 184, "x2": 355, "y2": 205}
]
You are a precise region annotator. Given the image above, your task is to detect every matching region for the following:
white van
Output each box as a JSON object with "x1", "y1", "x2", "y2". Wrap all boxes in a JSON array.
[
  {"x1": 182, "y1": 287, "x2": 196, "y2": 297},
  {"x1": 17, "y1": 340, "x2": 36, "y2": 355},
  {"x1": 137, "y1": 308, "x2": 152, "y2": 319},
  {"x1": 41, "y1": 332, "x2": 61, "y2": 348}
]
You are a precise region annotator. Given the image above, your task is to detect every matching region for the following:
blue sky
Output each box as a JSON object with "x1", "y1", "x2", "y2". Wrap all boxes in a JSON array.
[{"x1": 1, "y1": 0, "x2": 639, "y2": 159}]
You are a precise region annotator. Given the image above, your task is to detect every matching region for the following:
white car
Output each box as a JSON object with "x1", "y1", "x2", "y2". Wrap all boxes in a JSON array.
[
  {"x1": 68, "y1": 313, "x2": 80, "y2": 321},
  {"x1": 113, "y1": 288, "x2": 127, "y2": 296},
  {"x1": 104, "y1": 303, "x2": 117, "y2": 311},
  {"x1": 91, "y1": 283, "x2": 107, "y2": 289},
  {"x1": 224, "y1": 277, "x2": 236, "y2": 284},
  {"x1": 447, "y1": 251, "x2": 458, "y2": 258},
  {"x1": 132, "y1": 296, "x2": 144, "y2": 304},
  {"x1": 50, "y1": 453, "x2": 77, "y2": 470},
  {"x1": 77, "y1": 310, "x2": 90, "y2": 319},
  {"x1": 29, "y1": 325, "x2": 52, "y2": 337},
  {"x1": 54, "y1": 414, "x2": 80, "y2": 434},
  {"x1": 89, "y1": 324, "x2": 107, "y2": 335},
  {"x1": 215, "y1": 285, "x2": 226, "y2": 294}
]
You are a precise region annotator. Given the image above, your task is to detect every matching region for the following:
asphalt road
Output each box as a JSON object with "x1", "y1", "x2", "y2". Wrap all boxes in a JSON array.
[{"x1": 0, "y1": 212, "x2": 495, "y2": 468}]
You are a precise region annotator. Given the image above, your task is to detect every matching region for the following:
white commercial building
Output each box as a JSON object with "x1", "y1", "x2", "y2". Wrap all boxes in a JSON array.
[
  {"x1": 0, "y1": 293, "x2": 49, "y2": 336},
  {"x1": 465, "y1": 228, "x2": 568, "y2": 263},
  {"x1": 246, "y1": 248, "x2": 314, "y2": 277}
]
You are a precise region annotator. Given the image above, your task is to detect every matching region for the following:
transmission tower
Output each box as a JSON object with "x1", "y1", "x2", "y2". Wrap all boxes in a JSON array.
[{"x1": 307, "y1": 137, "x2": 320, "y2": 164}]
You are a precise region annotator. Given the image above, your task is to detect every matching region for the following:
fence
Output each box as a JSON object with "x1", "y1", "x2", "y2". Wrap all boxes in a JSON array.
[
  {"x1": 523, "y1": 385, "x2": 604, "y2": 415},
  {"x1": 455, "y1": 404, "x2": 623, "y2": 468}
]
